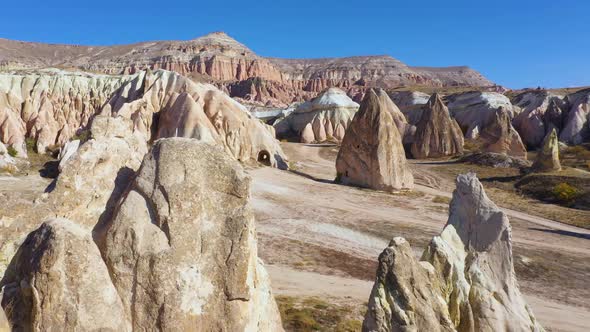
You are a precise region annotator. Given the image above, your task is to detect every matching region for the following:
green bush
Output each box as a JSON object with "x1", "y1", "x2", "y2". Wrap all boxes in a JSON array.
[
  {"x1": 7, "y1": 146, "x2": 18, "y2": 157},
  {"x1": 551, "y1": 183, "x2": 579, "y2": 203},
  {"x1": 25, "y1": 137, "x2": 36, "y2": 153}
]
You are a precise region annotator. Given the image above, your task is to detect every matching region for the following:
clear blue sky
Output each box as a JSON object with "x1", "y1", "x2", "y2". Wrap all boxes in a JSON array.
[{"x1": 2, "y1": 0, "x2": 588, "y2": 89}]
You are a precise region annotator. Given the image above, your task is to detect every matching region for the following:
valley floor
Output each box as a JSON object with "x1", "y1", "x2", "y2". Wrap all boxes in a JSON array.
[{"x1": 251, "y1": 143, "x2": 590, "y2": 332}]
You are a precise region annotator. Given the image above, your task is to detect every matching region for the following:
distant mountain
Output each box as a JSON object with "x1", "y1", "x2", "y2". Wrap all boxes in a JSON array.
[{"x1": 0, "y1": 32, "x2": 498, "y2": 106}]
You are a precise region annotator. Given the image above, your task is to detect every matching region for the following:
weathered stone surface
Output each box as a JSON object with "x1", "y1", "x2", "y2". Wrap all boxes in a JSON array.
[
  {"x1": 364, "y1": 173, "x2": 544, "y2": 332},
  {"x1": 479, "y1": 107, "x2": 527, "y2": 158},
  {"x1": 447, "y1": 91, "x2": 514, "y2": 139},
  {"x1": 363, "y1": 237, "x2": 455, "y2": 332},
  {"x1": 105, "y1": 69, "x2": 288, "y2": 169},
  {"x1": 411, "y1": 94, "x2": 464, "y2": 159},
  {"x1": 388, "y1": 90, "x2": 430, "y2": 125},
  {"x1": 274, "y1": 88, "x2": 359, "y2": 143},
  {"x1": 560, "y1": 88, "x2": 590, "y2": 145},
  {"x1": 512, "y1": 90, "x2": 567, "y2": 148},
  {"x1": 96, "y1": 138, "x2": 283, "y2": 331},
  {"x1": 532, "y1": 129, "x2": 561, "y2": 172},
  {"x1": 1, "y1": 218, "x2": 130, "y2": 331},
  {"x1": 0, "y1": 142, "x2": 17, "y2": 173},
  {"x1": 336, "y1": 89, "x2": 414, "y2": 191},
  {"x1": 57, "y1": 139, "x2": 80, "y2": 172},
  {"x1": 544, "y1": 99, "x2": 565, "y2": 135}
]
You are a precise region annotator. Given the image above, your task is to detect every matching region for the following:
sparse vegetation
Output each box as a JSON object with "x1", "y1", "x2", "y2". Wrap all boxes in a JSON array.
[
  {"x1": 551, "y1": 182, "x2": 580, "y2": 203},
  {"x1": 7, "y1": 145, "x2": 18, "y2": 157},
  {"x1": 72, "y1": 130, "x2": 90, "y2": 142},
  {"x1": 25, "y1": 137, "x2": 36, "y2": 153},
  {"x1": 432, "y1": 195, "x2": 451, "y2": 204},
  {"x1": 276, "y1": 296, "x2": 363, "y2": 332}
]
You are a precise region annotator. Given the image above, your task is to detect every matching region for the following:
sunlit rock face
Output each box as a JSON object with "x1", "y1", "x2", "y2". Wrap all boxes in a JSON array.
[
  {"x1": 364, "y1": 173, "x2": 544, "y2": 332},
  {"x1": 512, "y1": 90, "x2": 567, "y2": 148},
  {"x1": 479, "y1": 107, "x2": 527, "y2": 158},
  {"x1": 560, "y1": 88, "x2": 590, "y2": 145}
]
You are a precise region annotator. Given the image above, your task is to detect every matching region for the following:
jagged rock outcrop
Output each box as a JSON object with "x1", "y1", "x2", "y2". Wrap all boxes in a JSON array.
[
  {"x1": 274, "y1": 88, "x2": 359, "y2": 143},
  {"x1": 410, "y1": 94, "x2": 464, "y2": 159},
  {"x1": 388, "y1": 90, "x2": 430, "y2": 124},
  {"x1": 532, "y1": 129, "x2": 561, "y2": 172},
  {"x1": 364, "y1": 173, "x2": 544, "y2": 332},
  {"x1": 57, "y1": 139, "x2": 80, "y2": 172},
  {"x1": 446, "y1": 91, "x2": 514, "y2": 139},
  {"x1": 363, "y1": 237, "x2": 455, "y2": 332},
  {"x1": 479, "y1": 107, "x2": 527, "y2": 158},
  {"x1": 335, "y1": 89, "x2": 414, "y2": 191},
  {"x1": 560, "y1": 88, "x2": 590, "y2": 144},
  {"x1": 512, "y1": 90, "x2": 567, "y2": 147},
  {"x1": 0, "y1": 69, "x2": 133, "y2": 156},
  {"x1": 0, "y1": 218, "x2": 130, "y2": 331},
  {"x1": 96, "y1": 138, "x2": 283, "y2": 331},
  {"x1": 544, "y1": 99, "x2": 565, "y2": 135},
  {"x1": 104, "y1": 69, "x2": 288, "y2": 168}
]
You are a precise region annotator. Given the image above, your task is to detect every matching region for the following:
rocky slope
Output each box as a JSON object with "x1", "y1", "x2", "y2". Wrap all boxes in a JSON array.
[{"x1": 0, "y1": 32, "x2": 496, "y2": 105}]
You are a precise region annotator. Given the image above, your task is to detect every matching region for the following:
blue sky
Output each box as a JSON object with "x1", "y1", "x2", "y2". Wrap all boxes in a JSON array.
[{"x1": 2, "y1": 0, "x2": 588, "y2": 89}]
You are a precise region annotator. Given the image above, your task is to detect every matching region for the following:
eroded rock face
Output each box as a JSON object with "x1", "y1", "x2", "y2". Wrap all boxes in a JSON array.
[
  {"x1": 512, "y1": 90, "x2": 567, "y2": 148},
  {"x1": 0, "y1": 218, "x2": 130, "y2": 331},
  {"x1": 532, "y1": 129, "x2": 561, "y2": 172},
  {"x1": 336, "y1": 89, "x2": 414, "y2": 191},
  {"x1": 364, "y1": 173, "x2": 544, "y2": 332},
  {"x1": 388, "y1": 90, "x2": 430, "y2": 125},
  {"x1": 479, "y1": 107, "x2": 527, "y2": 158},
  {"x1": 0, "y1": 142, "x2": 17, "y2": 173},
  {"x1": 0, "y1": 69, "x2": 133, "y2": 156},
  {"x1": 96, "y1": 138, "x2": 283, "y2": 331},
  {"x1": 274, "y1": 88, "x2": 359, "y2": 143},
  {"x1": 104, "y1": 69, "x2": 287, "y2": 169},
  {"x1": 560, "y1": 89, "x2": 590, "y2": 145},
  {"x1": 410, "y1": 94, "x2": 464, "y2": 159}
]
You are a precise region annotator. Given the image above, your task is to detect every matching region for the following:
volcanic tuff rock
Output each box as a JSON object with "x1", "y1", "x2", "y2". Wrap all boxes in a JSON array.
[
  {"x1": 0, "y1": 33, "x2": 496, "y2": 105},
  {"x1": 410, "y1": 94, "x2": 464, "y2": 159},
  {"x1": 103, "y1": 69, "x2": 288, "y2": 168},
  {"x1": 479, "y1": 107, "x2": 527, "y2": 158},
  {"x1": 364, "y1": 173, "x2": 544, "y2": 332},
  {"x1": 560, "y1": 88, "x2": 590, "y2": 144},
  {"x1": 274, "y1": 88, "x2": 359, "y2": 143},
  {"x1": 96, "y1": 138, "x2": 283, "y2": 331},
  {"x1": 1, "y1": 218, "x2": 130, "y2": 331},
  {"x1": 532, "y1": 129, "x2": 561, "y2": 172},
  {"x1": 446, "y1": 91, "x2": 514, "y2": 139},
  {"x1": 388, "y1": 90, "x2": 430, "y2": 124},
  {"x1": 335, "y1": 89, "x2": 414, "y2": 191},
  {"x1": 0, "y1": 142, "x2": 17, "y2": 173},
  {"x1": 0, "y1": 69, "x2": 133, "y2": 156},
  {"x1": 512, "y1": 90, "x2": 567, "y2": 147}
]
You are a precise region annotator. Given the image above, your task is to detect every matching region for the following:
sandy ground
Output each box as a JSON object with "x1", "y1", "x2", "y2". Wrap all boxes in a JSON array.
[{"x1": 251, "y1": 142, "x2": 590, "y2": 332}]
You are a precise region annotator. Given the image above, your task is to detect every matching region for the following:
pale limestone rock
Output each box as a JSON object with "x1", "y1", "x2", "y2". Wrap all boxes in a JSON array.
[
  {"x1": 512, "y1": 90, "x2": 567, "y2": 147},
  {"x1": 96, "y1": 138, "x2": 283, "y2": 331},
  {"x1": 57, "y1": 139, "x2": 80, "y2": 172},
  {"x1": 0, "y1": 218, "x2": 130, "y2": 331},
  {"x1": 336, "y1": 89, "x2": 414, "y2": 191},
  {"x1": 274, "y1": 88, "x2": 359, "y2": 143},
  {"x1": 479, "y1": 107, "x2": 527, "y2": 158},
  {"x1": 105, "y1": 69, "x2": 288, "y2": 169},
  {"x1": 0, "y1": 142, "x2": 17, "y2": 173},
  {"x1": 410, "y1": 94, "x2": 464, "y2": 159},
  {"x1": 560, "y1": 89, "x2": 590, "y2": 145},
  {"x1": 363, "y1": 237, "x2": 455, "y2": 332},
  {"x1": 532, "y1": 129, "x2": 561, "y2": 172}
]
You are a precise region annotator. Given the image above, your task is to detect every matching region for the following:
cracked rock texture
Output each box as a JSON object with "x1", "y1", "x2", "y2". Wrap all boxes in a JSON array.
[
  {"x1": 364, "y1": 173, "x2": 544, "y2": 332},
  {"x1": 96, "y1": 138, "x2": 283, "y2": 331}
]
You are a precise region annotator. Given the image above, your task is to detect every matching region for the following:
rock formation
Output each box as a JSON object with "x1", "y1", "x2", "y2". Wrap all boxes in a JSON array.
[
  {"x1": 96, "y1": 138, "x2": 283, "y2": 331},
  {"x1": 512, "y1": 90, "x2": 567, "y2": 147},
  {"x1": 560, "y1": 88, "x2": 590, "y2": 145},
  {"x1": 57, "y1": 139, "x2": 80, "y2": 172},
  {"x1": 364, "y1": 173, "x2": 544, "y2": 332},
  {"x1": 0, "y1": 142, "x2": 17, "y2": 173},
  {"x1": 410, "y1": 93, "x2": 464, "y2": 159},
  {"x1": 532, "y1": 129, "x2": 561, "y2": 172},
  {"x1": 103, "y1": 69, "x2": 288, "y2": 169},
  {"x1": 0, "y1": 33, "x2": 497, "y2": 106},
  {"x1": 0, "y1": 69, "x2": 133, "y2": 156},
  {"x1": 479, "y1": 107, "x2": 527, "y2": 158},
  {"x1": 1, "y1": 218, "x2": 131, "y2": 331},
  {"x1": 274, "y1": 88, "x2": 359, "y2": 143},
  {"x1": 335, "y1": 89, "x2": 414, "y2": 191},
  {"x1": 446, "y1": 91, "x2": 514, "y2": 139},
  {"x1": 388, "y1": 90, "x2": 430, "y2": 124},
  {"x1": 544, "y1": 99, "x2": 565, "y2": 135}
]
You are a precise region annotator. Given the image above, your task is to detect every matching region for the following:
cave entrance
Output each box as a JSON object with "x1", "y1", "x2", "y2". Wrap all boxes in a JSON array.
[{"x1": 257, "y1": 150, "x2": 271, "y2": 166}]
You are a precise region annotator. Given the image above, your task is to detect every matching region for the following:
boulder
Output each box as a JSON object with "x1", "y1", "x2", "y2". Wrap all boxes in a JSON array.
[
  {"x1": 57, "y1": 139, "x2": 80, "y2": 172},
  {"x1": 512, "y1": 90, "x2": 567, "y2": 148},
  {"x1": 96, "y1": 138, "x2": 283, "y2": 331},
  {"x1": 0, "y1": 218, "x2": 130, "y2": 331},
  {"x1": 446, "y1": 91, "x2": 514, "y2": 139},
  {"x1": 479, "y1": 107, "x2": 527, "y2": 158},
  {"x1": 335, "y1": 89, "x2": 414, "y2": 191},
  {"x1": 560, "y1": 88, "x2": 590, "y2": 145},
  {"x1": 364, "y1": 173, "x2": 544, "y2": 332},
  {"x1": 363, "y1": 237, "x2": 455, "y2": 332},
  {"x1": 274, "y1": 88, "x2": 359, "y2": 143},
  {"x1": 410, "y1": 93, "x2": 464, "y2": 159},
  {"x1": 104, "y1": 69, "x2": 288, "y2": 169},
  {"x1": 532, "y1": 129, "x2": 561, "y2": 172}
]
